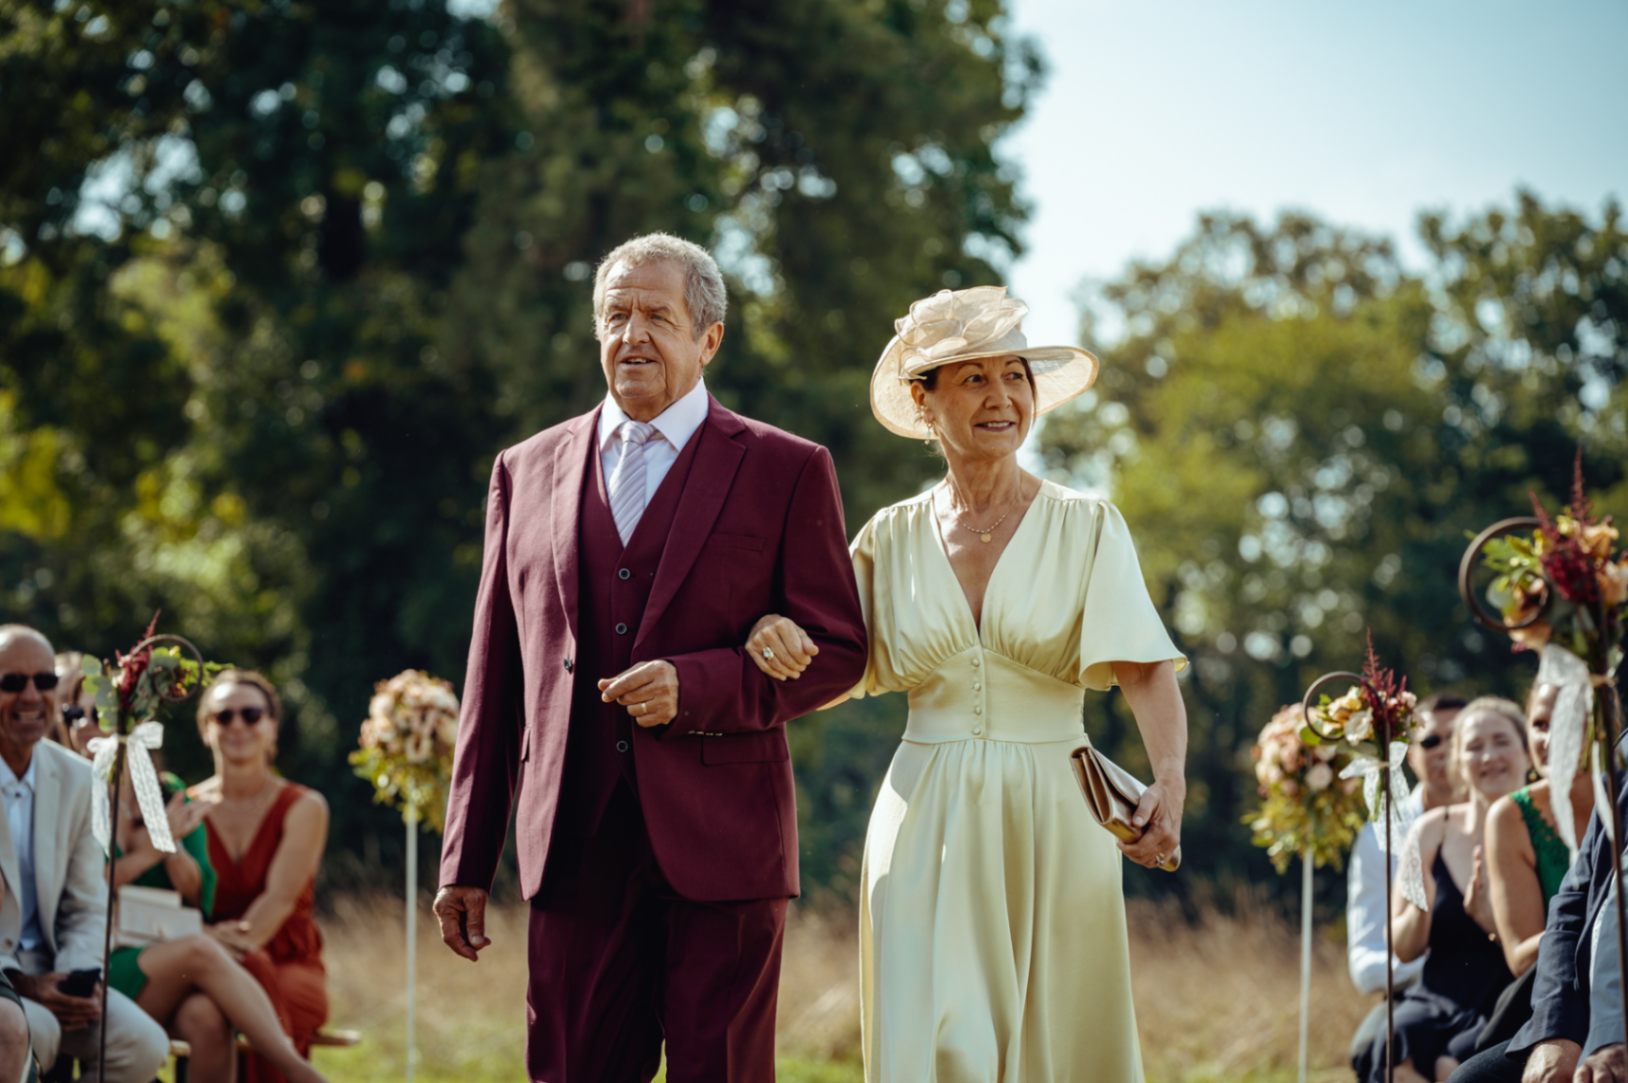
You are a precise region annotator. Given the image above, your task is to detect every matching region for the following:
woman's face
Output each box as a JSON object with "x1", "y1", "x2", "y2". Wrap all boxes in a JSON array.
[
  {"x1": 61, "y1": 683, "x2": 100, "y2": 758},
  {"x1": 201, "y1": 681, "x2": 278, "y2": 767},
  {"x1": 1456, "y1": 710, "x2": 1531, "y2": 801},
  {"x1": 911, "y1": 355, "x2": 1035, "y2": 465},
  {"x1": 1526, "y1": 683, "x2": 1560, "y2": 771}
]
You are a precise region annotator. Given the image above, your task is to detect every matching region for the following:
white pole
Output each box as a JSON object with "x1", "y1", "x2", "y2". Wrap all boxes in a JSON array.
[
  {"x1": 406, "y1": 807, "x2": 418, "y2": 1083},
  {"x1": 1299, "y1": 846, "x2": 1313, "y2": 1083}
]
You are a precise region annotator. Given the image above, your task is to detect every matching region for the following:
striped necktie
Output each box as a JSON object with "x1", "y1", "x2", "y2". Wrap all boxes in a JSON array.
[{"x1": 608, "y1": 420, "x2": 657, "y2": 544}]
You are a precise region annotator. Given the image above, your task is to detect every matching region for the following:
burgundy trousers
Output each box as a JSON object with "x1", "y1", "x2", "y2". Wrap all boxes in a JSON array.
[{"x1": 526, "y1": 785, "x2": 787, "y2": 1083}]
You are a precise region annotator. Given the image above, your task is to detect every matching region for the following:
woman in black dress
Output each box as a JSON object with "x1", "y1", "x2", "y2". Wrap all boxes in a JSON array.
[{"x1": 1358, "y1": 697, "x2": 1532, "y2": 1083}]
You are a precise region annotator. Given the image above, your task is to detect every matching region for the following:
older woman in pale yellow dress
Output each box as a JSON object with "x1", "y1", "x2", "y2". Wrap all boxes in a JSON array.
[{"x1": 748, "y1": 286, "x2": 1189, "y2": 1082}]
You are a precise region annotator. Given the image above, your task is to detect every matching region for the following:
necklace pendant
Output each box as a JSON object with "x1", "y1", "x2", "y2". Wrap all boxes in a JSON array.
[{"x1": 980, "y1": 532, "x2": 993, "y2": 544}]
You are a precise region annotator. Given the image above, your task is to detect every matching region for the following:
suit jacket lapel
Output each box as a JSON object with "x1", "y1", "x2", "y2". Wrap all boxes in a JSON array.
[
  {"x1": 637, "y1": 399, "x2": 746, "y2": 646},
  {"x1": 551, "y1": 410, "x2": 599, "y2": 632},
  {"x1": 0, "y1": 778, "x2": 17, "y2": 909},
  {"x1": 32, "y1": 746, "x2": 61, "y2": 942}
]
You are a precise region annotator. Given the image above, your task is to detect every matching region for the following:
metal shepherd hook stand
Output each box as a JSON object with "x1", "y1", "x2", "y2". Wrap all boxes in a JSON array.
[
  {"x1": 94, "y1": 633, "x2": 208, "y2": 1076},
  {"x1": 1301, "y1": 670, "x2": 1396, "y2": 1079},
  {"x1": 1460, "y1": 517, "x2": 1628, "y2": 1054}
]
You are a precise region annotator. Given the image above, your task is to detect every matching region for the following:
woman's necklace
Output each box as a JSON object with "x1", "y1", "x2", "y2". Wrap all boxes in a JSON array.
[{"x1": 945, "y1": 480, "x2": 1029, "y2": 543}]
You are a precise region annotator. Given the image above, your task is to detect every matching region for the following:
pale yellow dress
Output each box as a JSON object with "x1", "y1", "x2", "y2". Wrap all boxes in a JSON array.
[{"x1": 850, "y1": 480, "x2": 1185, "y2": 1083}]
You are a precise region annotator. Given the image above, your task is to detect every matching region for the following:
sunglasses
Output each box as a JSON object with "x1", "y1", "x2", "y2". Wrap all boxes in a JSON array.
[
  {"x1": 61, "y1": 704, "x2": 98, "y2": 728},
  {"x1": 1417, "y1": 733, "x2": 1444, "y2": 751},
  {"x1": 213, "y1": 707, "x2": 267, "y2": 727},
  {"x1": 0, "y1": 672, "x2": 58, "y2": 694}
]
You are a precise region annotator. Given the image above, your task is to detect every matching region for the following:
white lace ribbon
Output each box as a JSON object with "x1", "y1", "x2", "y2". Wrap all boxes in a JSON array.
[
  {"x1": 1539, "y1": 643, "x2": 1594, "y2": 856},
  {"x1": 86, "y1": 721, "x2": 176, "y2": 856},
  {"x1": 1343, "y1": 741, "x2": 1427, "y2": 908}
]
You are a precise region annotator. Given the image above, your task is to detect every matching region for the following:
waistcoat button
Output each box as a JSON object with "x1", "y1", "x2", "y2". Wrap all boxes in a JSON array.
[
  {"x1": 616, "y1": 740, "x2": 629, "y2": 753},
  {"x1": 618, "y1": 568, "x2": 632, "y2": 581},
  {"x1": 615, "y1": 622, "x2": 629, "y2": 635}
]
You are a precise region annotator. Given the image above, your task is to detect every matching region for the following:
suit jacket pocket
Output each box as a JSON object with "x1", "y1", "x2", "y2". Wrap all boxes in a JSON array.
[
  {"x1": 709, "y1": 531, "x2": 766, "y2": 553},
  {"x1": 699, "y1": 730, "x2": 789, "y2": 765}
]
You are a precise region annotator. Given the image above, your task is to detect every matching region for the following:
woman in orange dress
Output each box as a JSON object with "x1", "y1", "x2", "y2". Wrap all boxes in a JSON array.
[{"x1": 191, "y1": 669, "x2": 331, "y2": 1083}]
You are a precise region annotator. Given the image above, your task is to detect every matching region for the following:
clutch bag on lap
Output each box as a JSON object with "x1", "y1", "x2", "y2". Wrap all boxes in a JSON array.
[
  {"x1": 1070, "y1": 745, "x2": 1181, "y2": 872},
  {"x1": 115, "y1": 885, "x2": 203, "y2": 948}
]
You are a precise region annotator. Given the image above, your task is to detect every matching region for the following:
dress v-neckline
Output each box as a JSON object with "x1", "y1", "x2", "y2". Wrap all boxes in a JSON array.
[
  {"x1": 927, "y1": 481, "x2": 1045, "y2": 638},
  {"x1": 210, "y1": 781, "x2": 289, "y2": 869}
]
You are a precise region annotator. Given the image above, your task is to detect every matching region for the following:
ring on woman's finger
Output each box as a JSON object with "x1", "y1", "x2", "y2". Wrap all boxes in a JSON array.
[{"x1": 762, "y1": 647, "x2": 775, "y2": 660}]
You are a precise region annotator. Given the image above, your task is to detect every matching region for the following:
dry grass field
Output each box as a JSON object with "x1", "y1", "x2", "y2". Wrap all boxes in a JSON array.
[{"x1": 205, "y1": 890, "x2": 1374, "y2": 1083}]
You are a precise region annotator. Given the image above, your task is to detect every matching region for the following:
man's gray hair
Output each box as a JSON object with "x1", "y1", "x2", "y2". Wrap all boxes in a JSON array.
[{"x1": 593, "y1": 233, "x2": 727, "y2": 339}]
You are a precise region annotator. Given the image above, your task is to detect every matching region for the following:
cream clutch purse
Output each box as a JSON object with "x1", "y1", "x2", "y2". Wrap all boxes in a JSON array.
[{"x1": 1070, "y1": 745, "x2": 1181, "y2": 872}]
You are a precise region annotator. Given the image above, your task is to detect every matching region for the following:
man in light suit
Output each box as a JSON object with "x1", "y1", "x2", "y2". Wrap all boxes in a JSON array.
[
  {"x1": 432, "y1": 233, "x2": 867, "y2": 1082},
  {"x1": 0, "y1": 625, "x2": 168, "y2": 1081}
]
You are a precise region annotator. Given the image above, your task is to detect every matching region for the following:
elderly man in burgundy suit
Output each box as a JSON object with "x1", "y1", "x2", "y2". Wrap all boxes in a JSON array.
[{"x1": 433, "y1": 233, "x2": 867, "y2": 1082}]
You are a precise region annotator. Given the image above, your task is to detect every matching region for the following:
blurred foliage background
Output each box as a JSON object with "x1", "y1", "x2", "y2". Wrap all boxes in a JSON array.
[{"x1": 2, "y1": 0, "x2": 1624, "y2": 914}]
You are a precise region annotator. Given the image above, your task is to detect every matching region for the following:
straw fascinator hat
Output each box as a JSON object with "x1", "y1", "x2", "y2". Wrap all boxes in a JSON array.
[{"x1": 870, "y1": 285, "x2": 1100, "y2": 440}]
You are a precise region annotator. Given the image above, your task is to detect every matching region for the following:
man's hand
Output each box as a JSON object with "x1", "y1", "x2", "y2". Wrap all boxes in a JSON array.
[
  {"x1": 1524, "y1": 1039, "x2": 1583, "y2": 1083},
  {"x1": 12, "y1": 972, "x2": 100, "y2": 1029},
  {"x1": 598, "y1": 661, "x2": 679, "y2": 728},
  {"x1": 1575, "y1": 1045, "x2": 1626, "y2": 1083},
  {"x1": 1119, "y1": 778, "x2": 1184, "y2": 870},
  {"x1": 434, "y1": 885, "x2": 492, "y2": 962}
]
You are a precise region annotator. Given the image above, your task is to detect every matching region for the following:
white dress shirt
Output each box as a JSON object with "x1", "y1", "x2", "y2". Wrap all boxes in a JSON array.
[
  {"x1": 1346, "y1": 785, "x2": 1427, "y2": 994},
  {"x1": 0, "y1": 753, "x2": 44, "y2": 953},
  {"x1": 597, "y1": 378, "x2": 710, "y2": 512}
]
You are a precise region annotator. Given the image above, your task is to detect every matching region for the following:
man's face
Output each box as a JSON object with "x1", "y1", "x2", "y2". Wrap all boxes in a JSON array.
[
  {"x1": 596, "y1": 259, "x2": 723, "y2": 422},
  {"x1": 0, "y1": 632, "x2": 57, "y2": 763},
  {"x1": 1408, "y1": 706, "x2": 1460, "y2": 792}
]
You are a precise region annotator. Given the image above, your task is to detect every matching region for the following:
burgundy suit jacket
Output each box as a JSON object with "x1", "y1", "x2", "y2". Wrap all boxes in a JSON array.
[{"x1": 438, "y1": 396, "x2": 867, "y2": 902}]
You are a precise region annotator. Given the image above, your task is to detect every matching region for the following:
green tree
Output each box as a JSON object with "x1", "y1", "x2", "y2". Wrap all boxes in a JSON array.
[
  {"x1": 0, "y1": 0, "x2": 1042, "y2": 896},
  {"x1": 1040, "y1": 193, "x2": 1628, "y2": 898}
]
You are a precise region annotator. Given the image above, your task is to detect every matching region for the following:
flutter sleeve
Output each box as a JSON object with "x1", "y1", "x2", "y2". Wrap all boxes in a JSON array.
[
  {"x1": 1077, "y1": 501, "x2": 1186, "y2": 692},
  {"x1": 842, "y1": 512, "x2": 908, "y2": 702}
]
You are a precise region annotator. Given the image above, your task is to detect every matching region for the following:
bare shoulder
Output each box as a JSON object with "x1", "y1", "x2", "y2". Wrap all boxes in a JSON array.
[
  {"x1": 1486, "y1": 792, "x2": 1525, "y2": 844},
  {"x1": 288, "y1": 784, "x2": 330, "y2": 820},
  {"x1": 1415, "y1": 805, "x2": 1451, "y2": 851}
]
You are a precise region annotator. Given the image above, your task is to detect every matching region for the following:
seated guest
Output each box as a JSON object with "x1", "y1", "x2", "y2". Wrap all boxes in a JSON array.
[
  {"x1": 1358, "y1": 697, "x2": 1531, "y2": 1083},
  {"x1": 1350, "y1": 696, "x2": 1467, "y2": 1063},
  {"x1": 48, "y1": 652, "x2": 97, "y2": 758},
  {"x1": 1487, "y1": 681, "x2": 1587, "y2": 976},
  {"x1": 0, "y1": 624, "x2": 169, "y2": 1081},
  {"x1": 1447, "y1": 748, "x2": 1628, "y2": 1083},
  {"x1": 189, "y1": 670, "x2": 330, "y2": 1083},
  {"x1": 94, "y1": 755, "x2": 330, "y2": 1083}
]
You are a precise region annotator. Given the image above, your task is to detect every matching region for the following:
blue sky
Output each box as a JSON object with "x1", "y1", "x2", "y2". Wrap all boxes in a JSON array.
[{"x1": 1002, "y1": 0, "x2": 1628, "y2": 349}]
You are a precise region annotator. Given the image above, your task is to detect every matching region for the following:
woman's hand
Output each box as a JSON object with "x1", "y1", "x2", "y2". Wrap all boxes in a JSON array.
[
  {"x1": 164, "y1": 789, "x2": 208, "y2": 840},
  {"x1": 1464, "y1": 844, "x2": 1497, "y2": 935},
  {"x1": 207, "y1": 920, "x2": 256, "y2": 960},
  {"x1": 745, "y1": 614, "x2": 817, "y2": 681},
  {"x1": 1119, "y1": 777, "x2": 1183, "y2": 870}
]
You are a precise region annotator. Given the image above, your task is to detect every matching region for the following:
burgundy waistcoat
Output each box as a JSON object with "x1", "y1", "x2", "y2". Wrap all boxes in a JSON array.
[{"x1": 552, "y1": 425, "x2": 705, "y2": 844}]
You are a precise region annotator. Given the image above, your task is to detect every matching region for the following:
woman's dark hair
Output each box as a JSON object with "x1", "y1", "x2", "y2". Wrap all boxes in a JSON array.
[{"x1": 919, "y1": 356, "x2": 1036, "y2": 392}]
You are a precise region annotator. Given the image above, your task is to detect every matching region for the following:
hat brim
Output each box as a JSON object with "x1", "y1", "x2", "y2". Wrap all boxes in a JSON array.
[{"x1": 869, "y1": 338, "x2": 1100, "y2": 440}]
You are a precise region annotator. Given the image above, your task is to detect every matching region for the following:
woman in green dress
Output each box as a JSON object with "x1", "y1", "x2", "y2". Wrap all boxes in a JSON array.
[
  {"x1": 104, "y1": 760, "x2": 329, "y2": 1083},
  {"x1": 1486, "y1": 680, "x2": 1593, "y2": 975}
]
